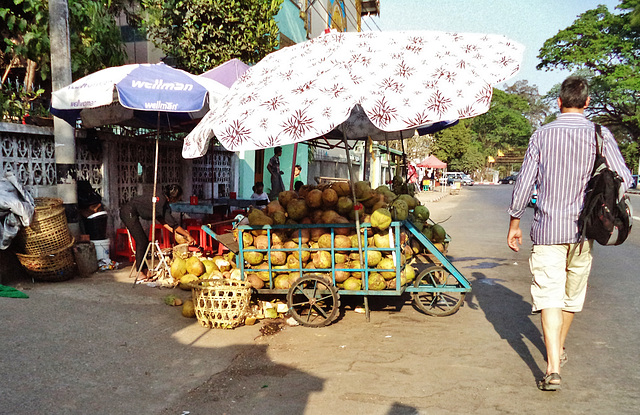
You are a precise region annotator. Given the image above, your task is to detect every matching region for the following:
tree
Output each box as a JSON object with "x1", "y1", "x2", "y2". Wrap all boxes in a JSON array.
[
  {"x1": 537, "y1": 4, "x2": 640, "y2": 142},
  {"x1": 1, "y1": 0, "x2": 126, "y2": 85},
  {"x1": 431, "y1": 120, "x2": 485, "y2": 173},
  {"x1": 468, "y1": 89, "x2": 532, "y2": 150},
  {"x1": 503, "y1": 80, "x2": 550, "y2": 129},
  {"x1": 142, "y1": 0, "x2": 283, "y2": 73}
]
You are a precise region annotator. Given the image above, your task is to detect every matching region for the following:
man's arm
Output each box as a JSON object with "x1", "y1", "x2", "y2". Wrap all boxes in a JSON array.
[{"x1": 507, "y1": 216, "x2": 522, "y2": 252}]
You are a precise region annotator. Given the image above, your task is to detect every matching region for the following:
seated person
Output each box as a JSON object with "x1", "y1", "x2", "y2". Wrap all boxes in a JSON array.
[{"x1": 250, "y1": 182, "x2": 270, "y2": 205}]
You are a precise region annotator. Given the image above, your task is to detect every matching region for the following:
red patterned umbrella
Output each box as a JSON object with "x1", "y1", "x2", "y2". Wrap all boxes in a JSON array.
[{"x1": 183, "y1": 30, "x2": 523, "y2": 157}]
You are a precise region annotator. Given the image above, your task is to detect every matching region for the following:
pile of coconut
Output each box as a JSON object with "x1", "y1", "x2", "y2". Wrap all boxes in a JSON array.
[{"x1": 237, "y1": 180, "x2": 448, "y2": 291}]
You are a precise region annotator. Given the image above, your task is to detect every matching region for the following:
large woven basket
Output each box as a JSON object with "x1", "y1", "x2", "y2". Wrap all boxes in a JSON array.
[
  {"x1": 191, "y1": 279, "x2": 252, "y2": 329},
  {"x1": 15, "y1": 238, "x2": 77, "y2": 282},
  {"x1": 17, "y1": 197, "x2": 72, "y2": 254}
]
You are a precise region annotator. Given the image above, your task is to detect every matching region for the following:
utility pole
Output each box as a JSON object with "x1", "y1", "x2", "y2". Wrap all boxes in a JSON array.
[{"x1": 49, "y1": 0, "x2": 79, "y2": 235}]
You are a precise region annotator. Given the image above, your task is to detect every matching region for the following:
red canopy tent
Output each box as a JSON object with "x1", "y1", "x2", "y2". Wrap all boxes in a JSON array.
[{"x1": 417, "y1": 155, "x2": 447, "y2": 169}]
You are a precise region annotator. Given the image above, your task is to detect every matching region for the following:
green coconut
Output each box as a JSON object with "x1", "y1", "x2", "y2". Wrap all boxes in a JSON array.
[{"x1": 343, "y1": 277, "x2": 362, "y2": 290}]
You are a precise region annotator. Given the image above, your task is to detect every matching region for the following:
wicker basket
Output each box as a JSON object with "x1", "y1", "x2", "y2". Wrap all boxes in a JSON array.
[
  {"x1": 17, "y1": 197, "x2": 72, "y2": 254},
  {"x1": 191, "y1": 279, "x2": 252, "y2": 329},
  {"x1": 15, "y1": 238, "x2": 77, "y2": 282}
]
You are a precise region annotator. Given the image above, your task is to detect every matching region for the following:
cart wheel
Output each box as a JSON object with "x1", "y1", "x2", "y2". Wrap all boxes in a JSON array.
[
  {"x1": 287, "y1": 275, "x2": 340, "y2": 327},
  {"x1": 412, "y1": 265, "x2": 465, "y2": 317}
]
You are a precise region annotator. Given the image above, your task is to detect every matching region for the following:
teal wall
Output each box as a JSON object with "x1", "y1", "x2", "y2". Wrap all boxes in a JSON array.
[
  {"x1": 237, "y1": 150, "x2": 256, "y2": 200},
  {"x1": 263, "y1": 143, "x2": 309, "y2": 197}
]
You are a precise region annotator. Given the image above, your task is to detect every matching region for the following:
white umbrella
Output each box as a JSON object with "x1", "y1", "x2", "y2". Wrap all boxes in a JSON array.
[{"x1": 182, "y1": 30, "x2": 524, "y2": 157}]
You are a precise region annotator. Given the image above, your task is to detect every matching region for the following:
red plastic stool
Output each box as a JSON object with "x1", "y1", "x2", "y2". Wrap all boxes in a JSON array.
[
  {"x1": 115, "y1": 228, "x2": 135, "y2": 262},
  {"x1": 149, "y1": 223, "x2": 171, "y2": 249}
]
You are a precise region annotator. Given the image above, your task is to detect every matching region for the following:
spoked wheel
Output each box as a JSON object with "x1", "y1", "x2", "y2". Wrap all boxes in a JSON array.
[
  {"x1": 287, "y1": 275, "x2": 340, "y2": 327},
  {"x1": 412, "y1": 265, "x2": 465, "y2": 316}
]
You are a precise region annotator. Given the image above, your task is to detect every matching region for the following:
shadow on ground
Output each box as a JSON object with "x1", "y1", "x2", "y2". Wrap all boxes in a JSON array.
[{"x1": 466, "y1": 271, "x2": 546, "y2": 380}]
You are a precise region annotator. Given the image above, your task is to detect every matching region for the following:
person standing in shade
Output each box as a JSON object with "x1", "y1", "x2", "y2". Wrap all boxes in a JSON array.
[
  {"x1": 507, "y1": 77, "x2": 632, "y2": 391},
  {"x1": 120, "y1": 184, "x2": 195, "y2": 281},
  {"x1": 292, "y1": 164, "x2": 303, "y2": 190},
  {"x1": 267, "y1": 146, "x2": 285, "y2": 200}
]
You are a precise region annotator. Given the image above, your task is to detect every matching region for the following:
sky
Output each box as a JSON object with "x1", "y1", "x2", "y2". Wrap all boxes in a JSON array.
[{"x1": 362, "y1": 0, "x2": 622, "y2": 95}]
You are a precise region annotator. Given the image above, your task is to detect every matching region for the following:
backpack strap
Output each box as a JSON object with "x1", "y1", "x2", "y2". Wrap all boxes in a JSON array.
[{"x1": 595, "y1": 124, "x2": 603, "y2": 158}]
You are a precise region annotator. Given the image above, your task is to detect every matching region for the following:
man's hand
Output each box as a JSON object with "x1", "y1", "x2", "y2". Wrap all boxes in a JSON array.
[
  {"x1": 507, "y1": 217, "x2": 522, "y2": 252},
  {"x1": 187, "y1": 234, "x2": 197, "y2": 246}
]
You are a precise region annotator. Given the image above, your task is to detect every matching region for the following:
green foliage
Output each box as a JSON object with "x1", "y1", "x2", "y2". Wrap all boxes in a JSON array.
[
  {"x1": 537, "y1": 4, "x2": 640, "y2": 142},
  {"x1": 468, "y1": 89, "x2": 532, "y2": 149},
  {"x1": 142, "y1": 0, "x2": 283, "y2": 73},
  {"x1": 1, "y1": 0, "x2": 126, "y2": 81},
  {"x1": 432, "y1": 120, "x2": 484, "y2": 173},
  {"x1": 0, "y1": 79, "x2": 45, "y2": 122}
]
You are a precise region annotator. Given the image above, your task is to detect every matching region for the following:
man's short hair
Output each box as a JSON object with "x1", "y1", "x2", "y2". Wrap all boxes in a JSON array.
[
  {"x1": 560, "y1": 77, "x2": 589, "y2": 108},
  {"x1": 274, "y1": 146, "x2": 282, "y2": 155},
  {"x1": 295, "y1": 164, "x2": 301, "y2": 171}
]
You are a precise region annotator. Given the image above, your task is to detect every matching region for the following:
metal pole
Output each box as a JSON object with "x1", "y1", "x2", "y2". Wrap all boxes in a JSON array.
[
  {"x1": 342, "y1": 133, "x2": 368, "y2": 322},
  {"x1": 49, "y1": 0, "x2": 79, "y2": 235},
  {"x1": 150, "y1": 115, "x2": 160, "y2": 272}
]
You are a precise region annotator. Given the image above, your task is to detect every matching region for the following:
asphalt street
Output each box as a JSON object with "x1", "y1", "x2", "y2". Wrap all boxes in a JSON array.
[{"x1": 1, "y1": 185, "x2": 639, "y2": 414}]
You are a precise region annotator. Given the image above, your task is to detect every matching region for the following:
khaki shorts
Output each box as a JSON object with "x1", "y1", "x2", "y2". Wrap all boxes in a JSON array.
[{"x1": 529, "y1": 242, "x2": 593, "y2": 313}]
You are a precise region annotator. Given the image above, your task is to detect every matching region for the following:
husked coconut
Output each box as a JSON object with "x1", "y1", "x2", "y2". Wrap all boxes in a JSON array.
[
  {"x1": 349, "y1": 260, "x2": 364, "y2": 278},
  {"x1": 254, "y1": 263, "x2": 271, "y2": 282},
  {"x1": 248, "y1": 208, "x2": 273, "y2": 226},
  {"x1": 254, "y1": 235, "x2": 269, "y2": 250},
  {"x1": 283, "y1": 240, "x2": 298, "y2": 250},
  {"x1": 322, "y1": 188, "x2": 338, "y2": 206},
  {"x1": 377, "y1": 257, "x2": 396, "y2": 280},
  {"x1": 240, "y1": 232, "x2": 254, "y2": 247},
  {"x1": 287, "y1": 198, "x2": 308, "y2": 221},
  {"x1": 310, "y1": 227, "x2": 326, "y2": 242},
  {"x1": 271, "y1": 211, "x2": 287, "y2": 225},
  {"x1": 374, "y1": 233, "x2": 391, "y2": 248},
  {"x1": 292, "y1": 243, "x2": 311, "y2": 262},
  {"x1": 286, "y1": 254, "x2": 301, "y2": 269},
  {"x1": 321, "y1": 210, "x2": 340, "y2": 224},
  {"x1": 310, "y1": 209, "x2": 324, "y2": 223},
  {"x1": 265, "y1": 200, "x2": 285, "y2": 216},
  {"x1": 247, "y1": 274, "x2": 264, "y2": 289},
  {"x1": 334, "y1": 263, "x2": 350, "y2": 283},
  {"x1": 313, "y1": 250, "x2": 332, "y2": 269},
  {"x1": 278, "y1": 191, "x2": 298, "y2": 208},
  {"x1": 367, "y1": 250, "x2": 382, "y2": 266},
  {"x1": 274, "y1": 274, "x2": 291, "y2": 289},
  {"x1": 337, "y1": 196, "x2": 354, "y2": 216},
  {"x1": 334, "y1": 252, "x2": 348, "y2": 264},
  {"x1": 318, "y1": 233, "x2": 332, "y2": 248},
  {"x1": 305, "y1": 189, "x2": 323, "y2": 209},
  {"x1": 271, "y1": 231, "x2": 288, "y2": 246},
  {"x1": 334, "y1": 234, "x2": 351, "y2": 249},
  {"x1": 343, "y1": 276, "x2": 361, "y2": 290},
  {"x1": 331, "y1": 181, "x2": 351, "y2": 197},
  {"x1": 270, "y1": 247, "x2": 287, "y2": 266},
  {"x1": 244, "y1": 247, "x2": 264, "y2": 265},
  {"x1": 368, "y1": 272, "x2": 386, "y2": 290}
]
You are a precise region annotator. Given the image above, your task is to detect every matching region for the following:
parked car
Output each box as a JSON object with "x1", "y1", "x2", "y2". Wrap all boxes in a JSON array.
[
  {"x1": 499, "y1": 175, "x2": 518, "y2": 184},
  {"x1": 442, "y1": 172, "x2": 474, "y2": 186}
]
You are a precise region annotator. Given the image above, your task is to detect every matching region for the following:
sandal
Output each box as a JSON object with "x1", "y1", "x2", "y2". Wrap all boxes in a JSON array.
[{"x1": 537, "y1": 373, "x2": 562, "y2": 391}]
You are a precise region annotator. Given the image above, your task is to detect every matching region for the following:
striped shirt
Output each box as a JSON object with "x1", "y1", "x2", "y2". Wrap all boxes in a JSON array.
[{"x1": 508, "y1": 113, "x2": 632, "y2": 245}]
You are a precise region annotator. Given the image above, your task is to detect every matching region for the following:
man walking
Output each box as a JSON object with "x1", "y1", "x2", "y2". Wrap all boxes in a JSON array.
[{"x1": 507, "y1": 77, "x2": 632, "y2": 391}]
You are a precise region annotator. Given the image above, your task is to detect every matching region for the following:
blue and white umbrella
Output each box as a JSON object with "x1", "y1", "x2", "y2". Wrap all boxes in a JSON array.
[
  {"x1": 51, "y1": 62, "x2": 228, "y2": 129},
  {"x1": 51, "y1": 63, "x2": 228, "y2": 278}
]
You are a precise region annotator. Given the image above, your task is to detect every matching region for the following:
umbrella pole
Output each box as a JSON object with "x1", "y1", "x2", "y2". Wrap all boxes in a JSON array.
[
  {"x1": 400, "y1": 131, "x2": 408, "y2": 187},
  {"x1": 342, "y1": 132, "x2": 369, "y2": 322},
  {"x1": 385, "y1": 134, "x2": 392, "y2": 186},
  {"x1": 150, "y1": 116, "x2": 160, "y2": 274}
]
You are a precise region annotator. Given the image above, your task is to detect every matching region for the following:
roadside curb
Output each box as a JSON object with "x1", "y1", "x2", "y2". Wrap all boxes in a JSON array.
[{"x1": 417, "y1": 191, "x2": 449, "y2": 204}]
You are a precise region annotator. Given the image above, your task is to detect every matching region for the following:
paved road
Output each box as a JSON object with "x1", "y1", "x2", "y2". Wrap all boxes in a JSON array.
[{"x1": 2, "y1": 186, "x2": 638, "y2": 414}]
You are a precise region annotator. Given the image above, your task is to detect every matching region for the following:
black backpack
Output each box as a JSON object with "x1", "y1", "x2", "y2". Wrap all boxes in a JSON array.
[{"x1": 578, "y1": 125, "x2": 633, "y2": 246}]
